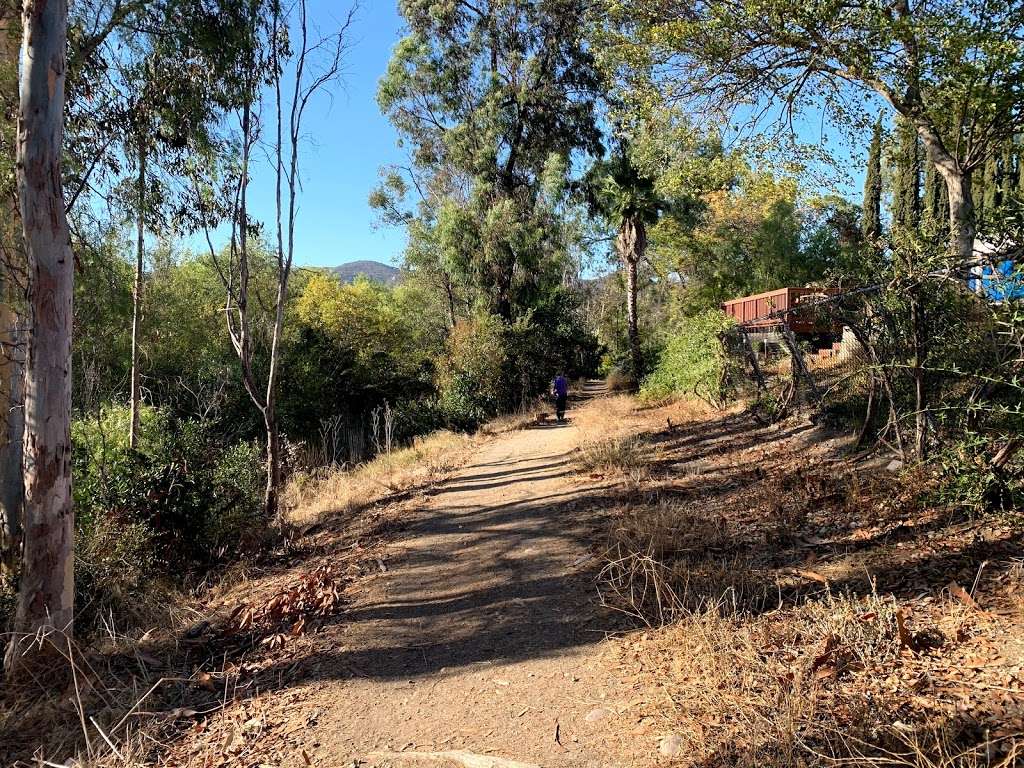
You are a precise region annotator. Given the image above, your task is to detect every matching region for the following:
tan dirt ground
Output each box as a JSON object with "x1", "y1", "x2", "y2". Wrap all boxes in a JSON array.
[{"x1": 160, "y1": 383, "x2": 652, "y2": 768}]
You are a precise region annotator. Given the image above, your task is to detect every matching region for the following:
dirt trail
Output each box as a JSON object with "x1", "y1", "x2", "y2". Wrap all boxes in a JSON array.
[{"x1": 283, "y1": 384, "x2": 638, "y2": 768}]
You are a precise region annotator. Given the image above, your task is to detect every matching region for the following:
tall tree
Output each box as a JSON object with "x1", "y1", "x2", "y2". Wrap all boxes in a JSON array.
[
  {"x1": 999, "y1": 143, "x2": 1017, "y2": 204},
  {"x1": 585, "y1": 151, "x2": 664, "y2": 379},
  {"x1": 891, "y1": 116, "x2": 921, "y2": 234},
  {"x1": 5, "y1": 0, "x2": 75, "y2": 677},
  {"x1": 862, "y1": 117, "x2": 882, "y2": 241},
  {"x1": 612, "y1": 0, "x2": 1024, "y2": 265},
  {"x1": 978, "y1": 153, "x2": 998, "y2": 222},
  {"x1": 375, "y1": 0, "x2": 602, "y2": 323},
  {"x1": 109, "y1": 2, "x2": 258, "y2": 447},
  {"x1": 0, "y1": 1, "x2": 23, "y2": 576},
  {"x1": 924, "y1": 159, "x2": 950, "y2": 227},
  {"x1": 200, "y1": 0, "x2": 351, "y2": 519}
]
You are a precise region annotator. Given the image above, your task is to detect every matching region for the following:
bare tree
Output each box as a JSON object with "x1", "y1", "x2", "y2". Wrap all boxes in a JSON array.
[
  {"x1": 4, "y1": 0, "x2": 76, "y2": 677},
  {"x1": 202, "y1": 0, "x2": 352, "y2": 519}
]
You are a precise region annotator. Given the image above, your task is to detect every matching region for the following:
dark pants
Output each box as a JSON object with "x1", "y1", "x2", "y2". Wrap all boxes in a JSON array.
[{"x1": 555, "y1": 393, "x2": 567, "y2": 421}]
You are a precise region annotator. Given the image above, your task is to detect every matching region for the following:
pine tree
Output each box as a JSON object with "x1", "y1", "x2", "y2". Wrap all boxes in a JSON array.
[
  {"x1": 862, "y1": 117, "x2": 883, "y2": 240},
  {"x1": 891, "y1": 115, "x2": 921, "y2": 232}
]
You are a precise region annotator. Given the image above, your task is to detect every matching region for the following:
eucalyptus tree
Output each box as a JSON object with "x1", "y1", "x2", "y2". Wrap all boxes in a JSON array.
[
  {"x1": 375, "y1": 0, "x2": 603, "y2": 323},
  {"x1": 611, "y1": 0, "x2": 1024, "y2": 265},
  {"x1": 0, "y1": 3, "x2": 22, "y2": 576},
  {"x1": 4, "y1": 0, "x2": 76, "y2": 678},
  {"x1": 113, "y1": 6, "x2": 246, "y2": 447}
]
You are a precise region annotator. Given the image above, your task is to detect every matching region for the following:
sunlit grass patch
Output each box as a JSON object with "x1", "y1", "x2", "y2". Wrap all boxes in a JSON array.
[{"x1": 282, "y1": 429, "x2": 474, "y2": 525}]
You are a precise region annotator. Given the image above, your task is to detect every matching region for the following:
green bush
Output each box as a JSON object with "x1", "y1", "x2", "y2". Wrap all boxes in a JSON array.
[
  {"x1": 207, "y1": 438, "x2": 268, "y2": 553},
  {"x1": 641, "y1": 310, "x2": 737, "y2": 406},
  {"x1": 71, "y1": 404, "x2": 268, "y2": 627},
  {"x1": 931, "y1": 434, "x2": 1023, "y2": 517},
  {"x1": 438, "y1": 313, "x2": 512, "y2": 428}
]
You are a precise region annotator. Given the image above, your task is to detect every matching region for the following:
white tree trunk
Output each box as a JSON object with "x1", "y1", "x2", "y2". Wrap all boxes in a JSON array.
[
  {"x1": 5, "y1": 0, "x2": 75, "y2": 678},
  {"x1": 917, "y1": 125, "x2": 975, "y2": 264},
  {"x1": 129, "y1": 141, "x2": 145, "y2": 449}
]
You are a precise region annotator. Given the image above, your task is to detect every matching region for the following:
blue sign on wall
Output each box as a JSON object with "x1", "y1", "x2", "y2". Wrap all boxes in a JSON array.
[{"x1": 970, "y1": 260, "x2": 1024, "y2": 300}]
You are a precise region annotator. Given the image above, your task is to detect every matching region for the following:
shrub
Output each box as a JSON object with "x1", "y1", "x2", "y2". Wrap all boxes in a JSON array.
[
  {"x1": 606, "y1": 367, "x2": 635, "y2": 392},
  {"x1": 71, "y1": 404, "x2": 268, "y2": 628},
  {"x1": 438, "y1": 313, "x2": 511, "y2": 428},
  {"x1": 931, "y1": 433, "x2": 1024, "y2": 517},
  {"x1": 207, "y1": 439, "x2": 268, "y2": 553},
  {"x1": 641, "y1": 309, "x2": 738, "y2": 406}
]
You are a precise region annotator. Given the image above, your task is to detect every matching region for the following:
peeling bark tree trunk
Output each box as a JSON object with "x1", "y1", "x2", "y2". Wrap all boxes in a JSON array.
[
  {"x1": 264, "y1": 411, "x2": 280, "y2": 518},
  {"x1": 617, "y1": 215, "x2": 646, "y2": 382},
  {"x1": 0, "y1": 0, "x2": 24, "y2": 579},
  {"x1": 129, "y1": 141, "x2": 145, "y2": 449},
  {"x1": 5, "y1": 0, "x2": 75, "y2": 677}
]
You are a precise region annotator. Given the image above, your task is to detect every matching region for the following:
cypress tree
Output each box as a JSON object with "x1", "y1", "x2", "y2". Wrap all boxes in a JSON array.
[
  {"x1": 1018, "y1": 139, "x2": 1024, "y2": 198},
  {"x1": 891, "y1": 116, "x2": 921, "y2": 232},
  {"x1": 979, "y1": 153, "x2": 998, "y2": 220},
  {"x1": 924, "y1": 160, "x2": 950, "y2": 227},
  {"x1": 862, "y1": 117, "x2": 883, "y2": 240},
  {"x1": 1002, "y1": 141, "x2": 1017, "y2": 202}
]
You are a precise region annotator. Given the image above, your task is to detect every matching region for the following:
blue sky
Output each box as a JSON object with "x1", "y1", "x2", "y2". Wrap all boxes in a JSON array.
[
  {"x1": 237, "y1": 0, "x2": 871, "y2": 270},
  {"x1": 243, "y1": 0, "x2": 410, "y2": 269}
]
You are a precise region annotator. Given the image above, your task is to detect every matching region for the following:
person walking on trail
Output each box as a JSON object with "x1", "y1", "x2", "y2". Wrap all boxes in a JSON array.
[{"x1": 552, "y1": 372, "x2": 569, "y2": 423}]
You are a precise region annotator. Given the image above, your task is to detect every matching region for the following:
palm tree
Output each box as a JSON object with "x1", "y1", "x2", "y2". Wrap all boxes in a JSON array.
[{"x1": 585, "y1": 150, "x2": 667, "y2": 382}]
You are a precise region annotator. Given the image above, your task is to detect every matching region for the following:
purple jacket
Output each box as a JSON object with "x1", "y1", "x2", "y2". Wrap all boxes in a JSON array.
[{"x1": 553, "y1": 375, "x2": 568, "y2": 398}]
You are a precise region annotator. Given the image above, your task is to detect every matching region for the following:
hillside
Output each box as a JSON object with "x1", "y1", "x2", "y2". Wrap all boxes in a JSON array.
[{"x1": 330, "y1": 260, "x2": 401, "y2": 285}]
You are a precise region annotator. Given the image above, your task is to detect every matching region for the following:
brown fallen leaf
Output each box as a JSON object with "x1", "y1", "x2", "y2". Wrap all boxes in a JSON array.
[
  {"x1": 196, "y1": 671, "x2": 217, "y2": 691},
  {"x1": 948, "y1": 581, "x2": 982, "y2": 611},
  {"x1": 810, "y1": 634, "x2": 838, "y2": 671},
  {"x1": 794, "y1": 568, "x2": 829, "y2": 585}
]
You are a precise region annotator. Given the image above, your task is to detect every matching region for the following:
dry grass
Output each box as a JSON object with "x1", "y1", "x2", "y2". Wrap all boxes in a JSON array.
[
  {"x1": 477, "y1": 398, "x2": 549, "y2": 436},
  {"x1": 612, "y1": 587, "x2": 1020, "y2": 768},
  {"x1": 0, "y1": 624, "x2": 201, "y2": 768},
  {"x1": 598, "y1": 499, "x2": 772, "y2": 624},
  {"x1": 591, "y1": 395, "x2": 1024, "y2": 767},
  {"x1": 576, "y1": 435, "x2": 647, "y2": 477},
  {"x1": 282, "y1": 429, "x2": 473, "y2": 525}
]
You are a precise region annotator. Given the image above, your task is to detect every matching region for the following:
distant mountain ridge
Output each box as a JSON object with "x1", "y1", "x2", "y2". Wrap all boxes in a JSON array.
[{"x1": 330, "y1": 260, "x2": 401, "y2": 285}]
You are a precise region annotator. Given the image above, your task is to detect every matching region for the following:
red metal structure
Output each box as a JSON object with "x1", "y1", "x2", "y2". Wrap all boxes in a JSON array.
[{"x1": 721, "y1": 287, "x2": 840, "y2": 335}]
